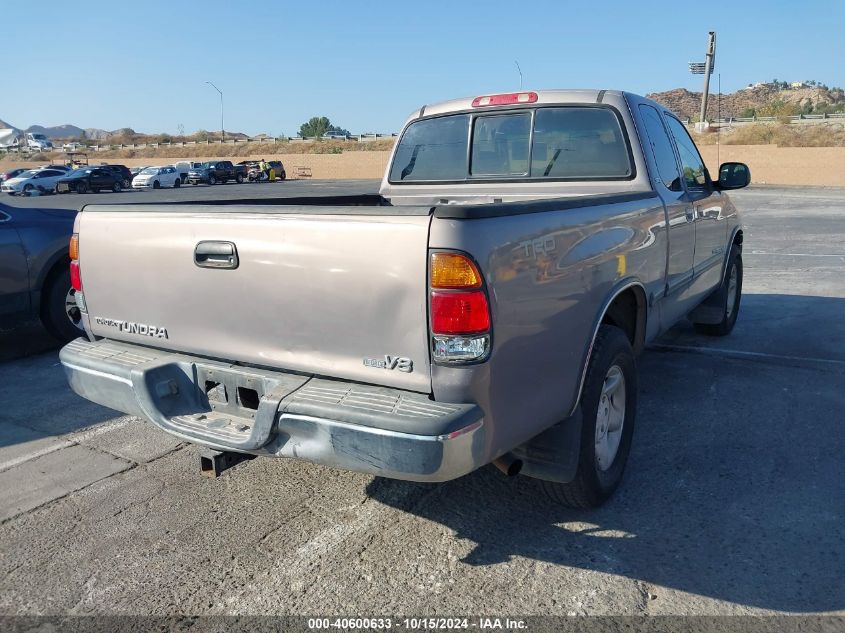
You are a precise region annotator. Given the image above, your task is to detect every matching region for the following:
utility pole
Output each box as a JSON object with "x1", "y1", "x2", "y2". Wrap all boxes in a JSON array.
[
  {"x1": 688, "y1": 31, "x2": 716, "y2": 131},
  {"x1": 700, "y1": 32, "x2": 716, "y2": 127},
  {"x1": 205, "y1": 81, "x2": 224, "y2": 141}
]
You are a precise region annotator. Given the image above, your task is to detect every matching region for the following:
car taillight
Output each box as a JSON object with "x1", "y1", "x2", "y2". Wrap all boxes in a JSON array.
[
  {"x1": 471, "y1": 92, "x2": 538, "y2": 107},
  {"x1": 429, "y1": 252, "x2": 491, "y2": 363},
  {"x1": 69, "y1": 234, "x2": 82, "y2": 292}
]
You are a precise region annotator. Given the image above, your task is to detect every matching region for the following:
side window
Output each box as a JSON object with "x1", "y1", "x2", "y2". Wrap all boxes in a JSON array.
[
  {"x1": 638, "y1": 105, "x2": 682, "y2": 191},
  {"x1": 664, "y1": 115, "x2": 709, "y2": 191}
]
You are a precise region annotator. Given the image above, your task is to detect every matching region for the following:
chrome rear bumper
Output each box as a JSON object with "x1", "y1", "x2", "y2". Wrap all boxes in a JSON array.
[{"x1": 60, "y1": 338, "x2": 486, "y2": 482}]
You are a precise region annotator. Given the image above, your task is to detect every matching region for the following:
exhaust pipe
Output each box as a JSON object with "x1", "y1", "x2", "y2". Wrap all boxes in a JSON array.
[
  {"x1": 200, "y1": 450, "x2": 255, "y2": 478},
  {"x1": 493, "y1": 453, "x2": 523, "y2": 477}
]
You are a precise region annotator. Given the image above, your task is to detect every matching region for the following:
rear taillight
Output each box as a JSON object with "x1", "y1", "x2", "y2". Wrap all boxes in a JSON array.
[
  {"x1": 69, "y1": 234, "x2": 82, "y2": 292},
  {"x1": 429, "y1": 252, "x2": 491, "y2": 363},
  {"x1": 70, "y1": 261, "x2": 82, "y2": 291},
  {"x1": 471, "y1": 92, "x2": 538, "y2": 107},
  {"x1": 431, "y1": 292, "x2": 489, "y2": 334}
]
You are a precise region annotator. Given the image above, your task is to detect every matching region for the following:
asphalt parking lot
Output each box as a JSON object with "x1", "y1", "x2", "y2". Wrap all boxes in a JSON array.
[{"x1": 0, "y1": 183, "x2": 843, "y2": 616}]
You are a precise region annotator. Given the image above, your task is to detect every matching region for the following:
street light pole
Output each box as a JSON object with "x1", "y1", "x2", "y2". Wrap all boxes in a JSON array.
[{"x1": 205, "y1": 81, "x2": 224, "y2": 142}]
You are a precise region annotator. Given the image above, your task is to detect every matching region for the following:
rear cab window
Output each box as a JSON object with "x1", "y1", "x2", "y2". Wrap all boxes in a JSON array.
[{"x1": 389, "y1": 106, "x2": 632, "y2": 183}]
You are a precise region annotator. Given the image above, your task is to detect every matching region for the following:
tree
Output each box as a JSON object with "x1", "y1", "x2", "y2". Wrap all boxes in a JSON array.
[{"x1": 299, "y1": 116, "x2": 350, "y2": 138}]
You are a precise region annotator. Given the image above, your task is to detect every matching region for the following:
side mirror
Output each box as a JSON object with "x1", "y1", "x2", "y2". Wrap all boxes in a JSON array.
[{"x1": 717, "y1": 162, "x2": 750, "y2": 190}]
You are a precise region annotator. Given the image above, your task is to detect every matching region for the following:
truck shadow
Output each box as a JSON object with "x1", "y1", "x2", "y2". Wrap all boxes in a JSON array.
[
  {"x1": 366, "y1": 293, "x2": 845, "y2": 613},
  {"x1": 0, "y1": 336, "x2": 117, "y2": 443}
]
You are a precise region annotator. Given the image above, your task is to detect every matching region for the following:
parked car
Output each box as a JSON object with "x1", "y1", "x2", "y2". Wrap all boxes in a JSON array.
[
  {"x1": 35, "y1": 164, "x2": 71, "y2": 172},
  {"x1": 56, "y1": 167, "x2": 123, "y2": 193},
  {"x1": 173, "y1": 161, "x2": 202, "y2": 184},
  {"x1": 0, "y1": 202, "x2": 81, "y2": 340},
  {"x1": 1, "y1": 169, "x2": 68, "y2": 195},
  {"x1": 322, "y1": 131, "x2": 349, "y2": 139},
  {"x1": 59, "y1": 89, "x2": 749, "y2": 508},
  {"x1": 186, "y1": 160, "x2": 245, "y2": 185},
  {"x1": 97, "y1": 164, "x2": 132, "y2": 188},
  {"x1": 62, "y1": 142, "x2": 86, "y2": 152},
  {"x1": 0, "y1": 168, "x2": 28, "y2": 183},
  {"x1": 267, "y1": 160, "x2": 286, "y2": 180},
  {"x1": 132, "y1": 166, "x2": 181, "y2": 189},
  {"x1": 129, "y1": 165, "x2": 150, "y2": 178},
  {"x1": 244, "y1": 160, "x2": 287, "y2": 182}
]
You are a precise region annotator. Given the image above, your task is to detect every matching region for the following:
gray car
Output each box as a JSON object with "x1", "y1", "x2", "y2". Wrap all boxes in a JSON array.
[
  {"x1": 0, "y1": 203, "x2": 81, "y2": 340},
  {"x1": 60, "y1": 89, "x2": 749, "y2": 507}
]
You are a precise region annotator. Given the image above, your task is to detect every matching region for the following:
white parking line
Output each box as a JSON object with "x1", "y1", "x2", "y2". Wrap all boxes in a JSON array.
[
  {"x1": 0, "y1": 439, "x2": 74, "y2": 474},
  {"x1": 748, "y1": 251, "x2": 845, "y2": 258},
  {"x1": 651, "y1": 344, "x2": 845, "y2": 368},
  {"x1": 0, "y1": 417, "x2": 133, "y2": 473}
]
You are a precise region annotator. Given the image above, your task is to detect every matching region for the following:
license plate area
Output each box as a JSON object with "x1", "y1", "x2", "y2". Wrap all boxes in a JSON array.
[{"x1": 197, "y1": 366, "x2": 266, "y2": 423}]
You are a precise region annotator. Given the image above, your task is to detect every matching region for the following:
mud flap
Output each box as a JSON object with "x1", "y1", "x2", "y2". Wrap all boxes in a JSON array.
[
  {"x1": 689, "y1": 269, "x2": 729, "y2": 325},
  {"x1": 511, "y1": 406, "x2": 583, "y2": 484}
]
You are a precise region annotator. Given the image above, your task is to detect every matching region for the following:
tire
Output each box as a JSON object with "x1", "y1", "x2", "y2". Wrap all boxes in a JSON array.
[
  {"x1": 153, "y1": 180, "x2": 160, "y2": 189},
  {"x1": 208, "y1": 174, "x2": 216, "y2": 185},
  {"x1": 23, "y1": 184, "x2": 33, "y2": 194},
  {"x1": 41, "y1": 268, "x2": 84, "y2": 342},
  {"x1": 279, "y1": 171, "x2": 286, "y2": 181},
  {"x1": 77, "y1": 181, "x2": 88, "y2": 194},
  {"x1": 112, "y1": 181, "x2": 121, "y2": 192},
  {"x1": 541, "y1": 325, "x2": 637, "y2": 509},
  {"x1": 236, "y1": 174, "x2": 244, "y2": 184},
  {"x1": 693, "y1": 247, "x2": 743, "y2": 336},
  {"x1": 174, "y1": 178, "x2": 181, "y2": 188}
]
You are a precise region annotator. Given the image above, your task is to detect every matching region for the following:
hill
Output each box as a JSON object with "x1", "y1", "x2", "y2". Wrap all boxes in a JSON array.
[{"x1": 648, "y1": 84, "x2": 845, "y2": 121}]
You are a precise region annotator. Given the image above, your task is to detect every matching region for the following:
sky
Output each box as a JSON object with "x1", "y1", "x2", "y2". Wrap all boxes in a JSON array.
[{"x1": 2, "y1": 0, "x2": 843, "y2": 136}]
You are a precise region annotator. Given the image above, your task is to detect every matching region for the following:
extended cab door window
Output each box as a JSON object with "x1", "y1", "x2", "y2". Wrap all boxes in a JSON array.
[
  {"x1": 638, "y1": 105, "x2": 682, "y2": 191},
  {"x1": 664, "y1": 115, "x2": 710, "y2": 197}
]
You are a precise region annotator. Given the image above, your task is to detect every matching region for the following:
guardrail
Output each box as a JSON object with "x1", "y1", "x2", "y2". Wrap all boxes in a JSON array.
[
  {"x1": 684, "y1": 112, "x2": 845, "y2": 126},
  {"x1": 72, "y1": 133, "x2": 399, "y2": 152}
]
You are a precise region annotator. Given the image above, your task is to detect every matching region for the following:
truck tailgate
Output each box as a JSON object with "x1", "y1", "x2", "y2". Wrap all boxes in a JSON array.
[{"x1": 78, "y1": 206, "x2": 433, "y2": 393}]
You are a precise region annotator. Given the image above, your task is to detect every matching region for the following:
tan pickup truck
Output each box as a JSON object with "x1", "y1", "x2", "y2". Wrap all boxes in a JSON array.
[{"x1": 60, "y1": 89, "x2": 749, "y2": 507}]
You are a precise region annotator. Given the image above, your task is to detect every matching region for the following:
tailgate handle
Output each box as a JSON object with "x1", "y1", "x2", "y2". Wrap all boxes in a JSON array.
[{"x1": 195, "y1": 241, "x2": 239, "y2": 269}]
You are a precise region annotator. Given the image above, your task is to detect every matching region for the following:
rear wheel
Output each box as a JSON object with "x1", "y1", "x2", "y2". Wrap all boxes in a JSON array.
[
  {"x1": 236, "y1": 174, "x2": 244, "y2": 184},
  {"x1": 112, "y1": 181, "x2": 122, "y2": 192},
  {"x1": 153, "y1": 180, "x2": 160, "y2": 189},
  {"x1": 41, "y1": 268, "x2": 84, "y2": 342},
  {"x1": 541, "y1": 325, "x2": 637, "y2": 509},
  {"x1": 77, "y1": 181, "x2": 88, "y2": 194},
  {"x1": 173, "y1": 178, "x2": 181, "y2": 188},
  {"x1": 693, "y1": 247, "x2": 742, "y2": 336},
  {"x1": 208, "y1": 174, "x2": 216, "y2": 185}
]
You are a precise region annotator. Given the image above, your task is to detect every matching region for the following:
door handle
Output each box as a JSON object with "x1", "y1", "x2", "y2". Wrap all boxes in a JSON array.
[{"x1": 194, "y1": 241, "x2": 239, "y2": 269}]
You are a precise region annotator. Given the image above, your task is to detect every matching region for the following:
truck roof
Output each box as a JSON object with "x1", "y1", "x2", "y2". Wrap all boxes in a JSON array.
[{"x1": 416, "y1": 89, "x2": 629, "y2": 119}]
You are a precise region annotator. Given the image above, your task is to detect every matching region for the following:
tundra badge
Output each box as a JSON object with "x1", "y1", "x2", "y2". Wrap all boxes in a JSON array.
[{"x1": 94, "y1": 317, "x2": 169, "y2": 339}]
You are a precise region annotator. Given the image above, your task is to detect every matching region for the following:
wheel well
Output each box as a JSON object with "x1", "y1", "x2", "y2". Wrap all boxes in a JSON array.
[
  {"x1": 39, "y1": 256, "x2": 70, "y2": 311},
  {"x1": 732, "y1": 230, "x2": 743, "y2": 250},
  {"x1": 601, "y1": 286, "x2": 647, "y2": 354}
]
